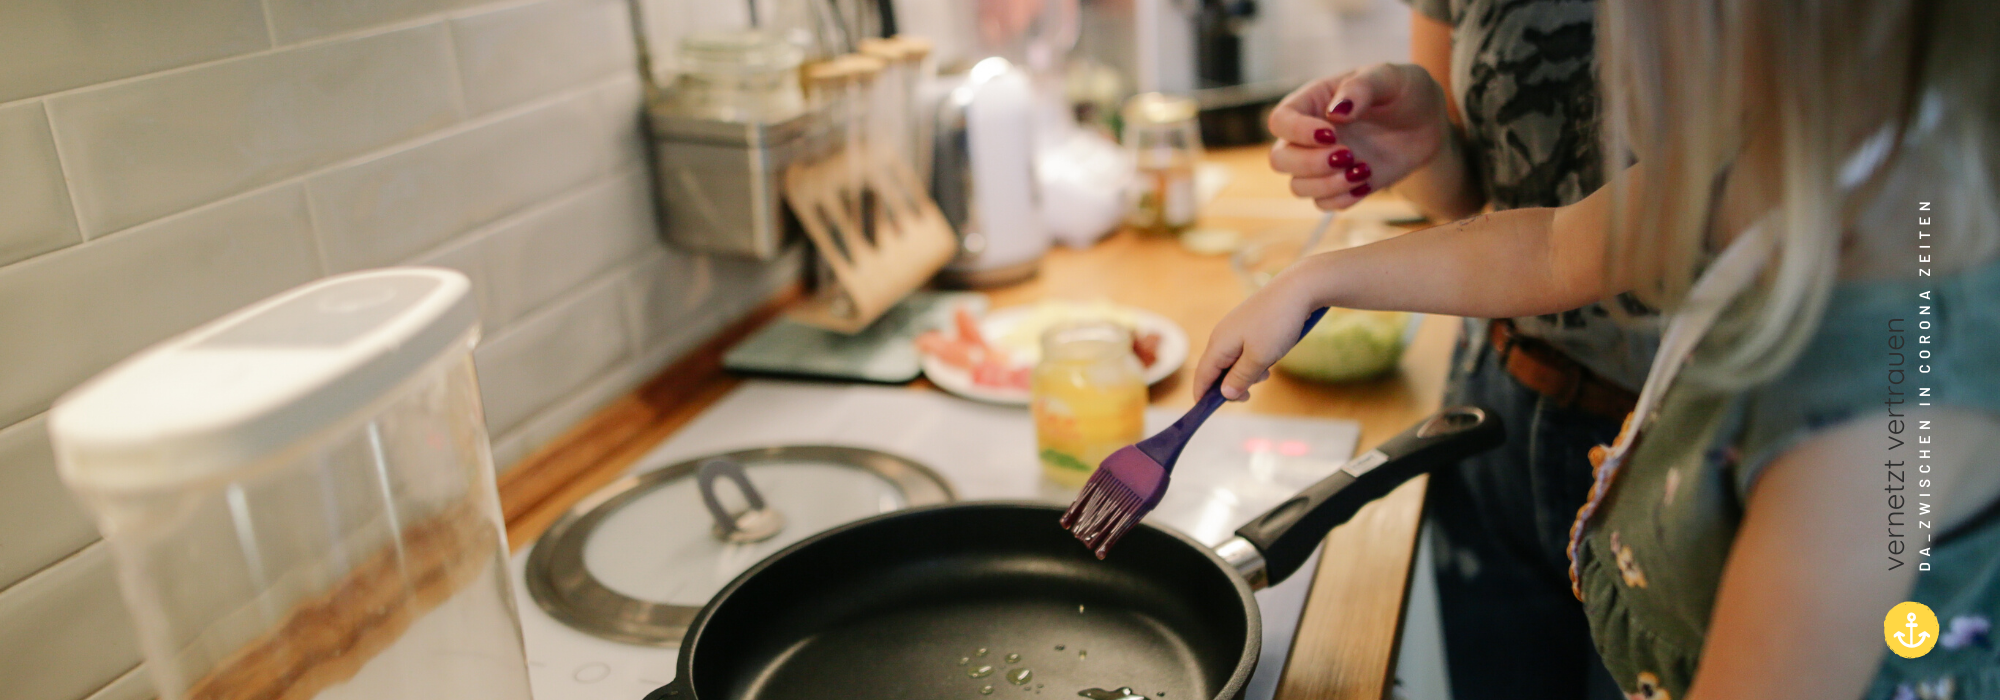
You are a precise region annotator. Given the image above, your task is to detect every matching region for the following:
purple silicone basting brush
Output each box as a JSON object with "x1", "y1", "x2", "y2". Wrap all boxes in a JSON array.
[{"x1": 1061, "y1": 307, "x2": 1328, "y2": 558}]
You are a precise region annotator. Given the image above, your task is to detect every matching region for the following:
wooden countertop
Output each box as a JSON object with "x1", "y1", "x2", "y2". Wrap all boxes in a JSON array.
[{"x1": 497, "y1": 145, "x2": 1455, "y2": 700}]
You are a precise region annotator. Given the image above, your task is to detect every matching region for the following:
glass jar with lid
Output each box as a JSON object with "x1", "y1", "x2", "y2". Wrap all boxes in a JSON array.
[
  {"x1": 666, "y1": 30, "x2": 805, "y2": 123},
  {"x1": 1121, "y1": 92, "x2": 1204, "y2": 235},
  {"x1": 1031, "y1": 321, "x2": 1147, "y2": 489}
]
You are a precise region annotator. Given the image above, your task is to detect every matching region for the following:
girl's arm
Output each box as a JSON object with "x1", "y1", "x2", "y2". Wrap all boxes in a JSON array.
[
  {"x1": 1194, "y1": 167, "x2": 1632, "y2": 399},
  {"x1": 1688, "y1": 408, "x2": 2000, "y2": 699}
]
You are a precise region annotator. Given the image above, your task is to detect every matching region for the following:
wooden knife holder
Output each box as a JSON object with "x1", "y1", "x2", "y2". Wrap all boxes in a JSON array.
[{"x1": 783, "y1": 148, "x2": 957, "y2": 333}]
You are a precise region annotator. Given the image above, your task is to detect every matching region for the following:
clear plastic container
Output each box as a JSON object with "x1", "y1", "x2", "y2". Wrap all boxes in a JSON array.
[
  {"x1": 50, "y1": 268, "x2": 530, "y2": 700},
  {"x1": 1031, "y1": 321, "x2": 1147, "y2": 489}
]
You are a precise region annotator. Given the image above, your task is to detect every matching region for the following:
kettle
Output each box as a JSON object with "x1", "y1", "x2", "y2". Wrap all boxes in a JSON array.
[{"x1": 930, "y1": 57, "x2": 1049, "y2": 288}]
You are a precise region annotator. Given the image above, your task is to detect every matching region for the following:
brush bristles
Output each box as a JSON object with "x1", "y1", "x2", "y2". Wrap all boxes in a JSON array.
[{"x1": 1060, "y1": 471, "x2": 1147, "y2": 559}]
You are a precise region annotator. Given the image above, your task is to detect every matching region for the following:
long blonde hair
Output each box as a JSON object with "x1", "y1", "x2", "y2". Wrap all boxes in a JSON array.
[{"x1": 1599, "y1": 0, "x2": 2000, "y2": 389}]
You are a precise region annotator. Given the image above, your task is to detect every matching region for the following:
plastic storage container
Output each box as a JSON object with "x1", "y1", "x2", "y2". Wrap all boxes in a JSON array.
[{"x1": 49, "y1": 268, "x2": 530, "y2": 700}]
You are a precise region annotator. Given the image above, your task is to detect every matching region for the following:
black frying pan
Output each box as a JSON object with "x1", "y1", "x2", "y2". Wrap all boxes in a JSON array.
[{"x1": 642, "y1": 406, "x2": 1502, "y2": 700}]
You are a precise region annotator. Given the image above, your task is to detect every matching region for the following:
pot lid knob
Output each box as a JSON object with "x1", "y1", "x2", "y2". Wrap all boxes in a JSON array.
[{"x1": 698, "y1": 458, "x2": 786, "y2": 543}]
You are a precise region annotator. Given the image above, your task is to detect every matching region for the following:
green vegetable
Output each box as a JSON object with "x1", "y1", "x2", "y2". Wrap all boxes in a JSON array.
[{"x1": 1275, "y1": 310, "x2": 1409, "y2": 383}]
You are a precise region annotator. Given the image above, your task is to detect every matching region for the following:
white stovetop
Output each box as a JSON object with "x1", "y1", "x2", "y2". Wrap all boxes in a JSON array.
[{"x1": 510, "y1": 380, "x2": 1360, "y2": 700}]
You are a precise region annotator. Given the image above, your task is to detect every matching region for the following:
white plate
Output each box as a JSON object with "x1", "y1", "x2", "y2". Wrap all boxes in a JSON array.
[{"x1": 919, "y1": 304, "x2": 1190, "y2": 406}]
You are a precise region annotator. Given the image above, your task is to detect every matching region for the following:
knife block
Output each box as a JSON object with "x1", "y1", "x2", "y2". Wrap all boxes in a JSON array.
[{"x1": 783, "y1": 148, "x2": 957, "y2": 334}]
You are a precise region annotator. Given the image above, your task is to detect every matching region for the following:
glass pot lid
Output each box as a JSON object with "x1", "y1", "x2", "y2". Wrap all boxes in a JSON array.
[{"x1": 524, "y1": 445, "x2": 954, "y2": 646}]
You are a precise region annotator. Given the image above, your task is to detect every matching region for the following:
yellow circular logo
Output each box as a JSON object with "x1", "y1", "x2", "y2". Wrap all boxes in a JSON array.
[{"x1": 1884, "y1": 601, "x2": 1939, "y2": 658}]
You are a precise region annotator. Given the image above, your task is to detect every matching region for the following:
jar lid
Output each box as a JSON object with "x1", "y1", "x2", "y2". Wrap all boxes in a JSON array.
[
  {"x1": 677, "y1": 30, "x2": 803, "y2": 75},
  {"x1": 841, "y1": 53, "x2": 886, "y2": 79},
  {"x1": 1123, "y1": 92, "x2": 1200, "y2": 126},
  {"x1": 894, "y1": 35, "x2": 934, "y2": 60},
  {"x1": 524, "y1": 445, "x2": 954, "y2": 645},
  {"x1": 50, "y1": 268, "x2": 477, "y2": 492},
  {"x1": 857, "y1": 37, "x2": 901, "y2": 62}
]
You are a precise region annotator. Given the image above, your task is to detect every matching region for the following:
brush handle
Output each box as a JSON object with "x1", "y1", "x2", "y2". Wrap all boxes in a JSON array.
[
  {"x1": 1135, "y1": 308, "x2": 1328, "y2": 471},
  {"x1": 1232, "y1": 405, "x2": 1505, "y2": 587}
]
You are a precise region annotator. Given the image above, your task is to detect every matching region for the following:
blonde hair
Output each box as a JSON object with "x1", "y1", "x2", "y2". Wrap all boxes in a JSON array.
[{"x1": 1599, "y1": 0, "x2": 2000, "y2": 389}]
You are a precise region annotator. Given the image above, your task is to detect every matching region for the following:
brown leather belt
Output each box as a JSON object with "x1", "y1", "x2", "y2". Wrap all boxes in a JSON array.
[{"x1": 1488, "y1": 319, "x2": 1638, "y2": 420}]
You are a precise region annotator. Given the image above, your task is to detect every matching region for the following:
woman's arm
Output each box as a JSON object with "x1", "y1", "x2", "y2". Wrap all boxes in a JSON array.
[
  {"x1": 1284, "y1": 184, "x2": 1616, "y2": 318},
  {"x1": 1688, "y1": 408, "x2": 2000, "y2": 699},
  {"x1": 1393, "y1": 12, "x2": 1485, "y2": 221},
  {"x1": 1194, "y1": 166, "x2": 1632, "y2": 399}
]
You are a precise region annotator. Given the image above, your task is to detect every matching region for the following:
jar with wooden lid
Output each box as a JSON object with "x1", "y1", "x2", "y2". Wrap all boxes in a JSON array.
[{"x1": 1121, "y1": 92, "x2": 1204, "y2": 235}]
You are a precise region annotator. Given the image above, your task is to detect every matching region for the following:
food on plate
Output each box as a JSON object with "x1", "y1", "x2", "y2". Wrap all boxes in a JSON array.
[
  {"x1": 1131, "y1": 330, "x2": 1161, "y2": 367},
  {"x1": 916, "y1": 308, "x2": 1030, "y2": 390},
  {"x1": 917, "y1": 301, "x2": 1168, "y2": 392},
  {"x1": 990, "y1": 300, "x2": 1162, "y2": 368}
]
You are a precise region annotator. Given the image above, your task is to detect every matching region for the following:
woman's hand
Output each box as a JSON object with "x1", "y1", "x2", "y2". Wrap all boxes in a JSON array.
[
  {"x1": 1193, "y1": 267, "x2": 1323, "y2": 401},
  {"x1": 1267, "y1": 63, "x2": 1456, "y2": 211}
]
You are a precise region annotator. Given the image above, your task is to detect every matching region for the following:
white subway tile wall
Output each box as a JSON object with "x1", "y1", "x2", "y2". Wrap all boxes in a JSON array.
[
  {"x1": 47, "y1": 24, "x2": 463, "y2": 236},
  {"x1": 0, "y1": 102, "x2": 81, "y2": 266},
  {"x1": 0, "y1": 415, "x2": 96, "y2": 590},
  {"x1": 81, "y1": 666, "x2": 151, "y2": 700},
  {"x1": 262, "y1": 0, "x2": 476, "y2": 45},
  {"x1": 0, "y1": 544, "x2": 140, "y2": 700},
  {"x1": 0, "y1": 1, "x2": 798, "y2": 698},
  {"x1": 474, "y1": 277, "x2": 634, "y2": 437},
  {"x1": 0, "y1": 0, "x2": 269, "y2": 104},
  {"x1": 449, "y1": 0, "x2": 638, "y2": 115}
]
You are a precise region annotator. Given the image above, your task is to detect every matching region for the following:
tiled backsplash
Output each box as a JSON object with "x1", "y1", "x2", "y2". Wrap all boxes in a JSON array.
[{"x1": 0, "y1": 1, "x2": 797, "y2": 698}]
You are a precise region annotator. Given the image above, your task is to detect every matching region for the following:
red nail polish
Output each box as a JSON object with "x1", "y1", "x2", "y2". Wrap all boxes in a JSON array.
[
  {"x1": 1346, "y1": 162, "x2": 1372, "y2": 182},
  {"x1": 1330, "y1": 99, "x2": 1355, "y2": 116},
  {"x1": 1313, "y1": 128, "x2": 1337, "y2": 145},
  {"x1": 1327, "y1": 150, "x2": 1354, "y2": 169},
  {"x1": 1351, "y1": 183, "x2": 1372, "y2": 198}
]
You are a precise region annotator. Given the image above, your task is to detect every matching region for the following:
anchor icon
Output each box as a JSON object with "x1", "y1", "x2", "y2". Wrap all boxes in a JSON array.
[{"x1": 1895, "y1": 612, "x2": 1932, "y2": 649}]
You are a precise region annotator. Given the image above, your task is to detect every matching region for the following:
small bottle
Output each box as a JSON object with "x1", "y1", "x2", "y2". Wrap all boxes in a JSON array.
[
  {"x1": 1121, "y1": 92, "x2": 1204, "y2": 235},
  {"x1": 1032, "y1": 321, "x2": 1147, "y2": 488}
]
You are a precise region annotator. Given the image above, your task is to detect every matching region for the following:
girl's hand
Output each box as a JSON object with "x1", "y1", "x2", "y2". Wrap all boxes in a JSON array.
[
  {"x1": 1193, "y1": 268, "x2": 1321, "y2": 401},
  {"x1": 1267, "y1": 63, "x2": 1454, "y2": 210}
]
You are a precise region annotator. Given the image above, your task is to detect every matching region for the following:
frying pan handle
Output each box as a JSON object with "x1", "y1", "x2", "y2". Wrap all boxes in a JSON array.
[{"x1": 1230, "y1": 405, "x2": 1504, "y2": 587}]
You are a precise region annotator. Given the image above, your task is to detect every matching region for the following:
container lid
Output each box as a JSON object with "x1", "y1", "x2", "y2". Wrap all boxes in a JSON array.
[
  {"x1": 856, "y1": 37, "x2": 901, "y2": 62},
  {"x1": 50, "y1": 268, "x2": 479, "y2": 492},
  {"x1": 524, "y1": 446, "x2": 954, "y2": 645},
  {"x1": 893, "y1": 35, "x2": 934, "y2": 60},
  {"x1": 677, "y1": 30, "x2": 803, "y2": 75}
]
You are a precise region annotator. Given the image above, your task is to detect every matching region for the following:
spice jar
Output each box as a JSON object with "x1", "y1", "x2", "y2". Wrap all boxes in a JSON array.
[
  {"x1": 1032, "y1": 321, "x2": 1147, "y2": 489},
  {"x1": 1121, "y1": 92, "x2": 1204, "y2": 235}
]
